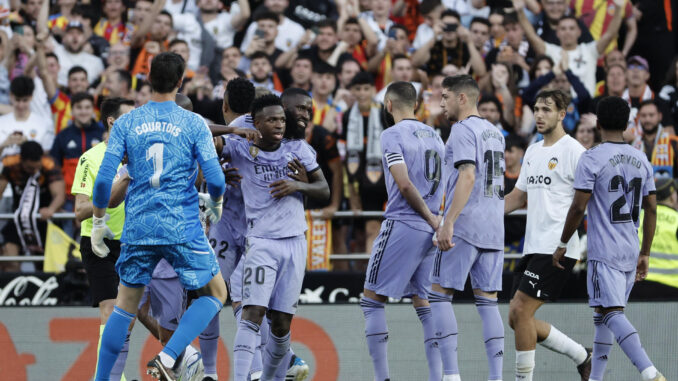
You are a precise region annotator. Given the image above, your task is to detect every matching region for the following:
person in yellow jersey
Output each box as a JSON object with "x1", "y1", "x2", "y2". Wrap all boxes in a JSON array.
[
  {"x1": 72, "y1": 97, "x2": 135, "y2": 381},
  {"x1": 638, "y1": 177, "x2": 678, "y2": 295}
]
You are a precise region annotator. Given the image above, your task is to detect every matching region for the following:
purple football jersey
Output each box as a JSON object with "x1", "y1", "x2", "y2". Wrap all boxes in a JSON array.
[
  {"x1": 574, "y1": 142, "x2": 656, "y2": 271},
  {"x1": 443, "y1": 116, "x2": 505, "y2": 250},
  {"x1": 222, "y1": 137, "x2": 319, "y2": 238},
  {"x1": 382, "y1": 119, "x2": 445, "y2": 233},
  {"x1": 211, "y1": 115, "x2": 256, "y2": 244}
]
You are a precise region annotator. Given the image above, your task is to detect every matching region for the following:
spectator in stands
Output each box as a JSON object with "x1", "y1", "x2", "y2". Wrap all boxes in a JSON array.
[
  {"x1": 248, "y1": 52, "x2": 283, "y2": 95},
  {"x1": 36, "y1": 33, "x2": 91, "y2": 134},
  {"x1": 298, "y1": 20, "x2": 340, "y2": 67},
  {"x1": 479, "y1": 62, "x2": 519, "y2": 128},
  {"x1": 50, "y1": 92, "x2": 104, "y2": 202},
  {"x1": 629, "y1": 0, "x2": 675, "y2": 91},
  {"x1": 485, "y1": 13, "x2": 535, "y2": 89},
  {"x1": 374, "y1": 54, "x2": 424, "y2": 104},
  {"x1": 51, "y1": 21, "x2": 104, "y2": 87},
  {"x1": 48, "y1": 0, "x2": 76, "y2": 36},
  {"x1": 335, "y1": 8, "x2": 379, "y2": 68},
  {"x1": 522, "y1": 52, "x2": 590, "y2": 134},
  {"x1": 240, "y1": 0, "x2": 305, "y2": 53},
  {"x1": 533, "y1": 0, "x2": 594, "y2": 45},
  {"x1": 93, "y1": 0, "x2": 129, "y2": 45},
  {"x1": 479, "y1": 94, "x2": 512, "y2": 136},
  {"x1": 412, "y1": 10, "x2": 486, "y2": 77},
  {"x1": 195, "y1": 0, "x2": 250, "y2": 51},
  {"x1": 288, "y1": 0, "x2": 339, "y2": 30},
  {"x1": 487, "y1": 9, "x2": 506, "y2": 50},
  {"x1": 335, "y1": 57, "x2": 362, "y2": 110},
  {"x1": 571, "y1": 0, "x2": 636, "y2": 57},
  {"x1": 168, "y1": 39, "x2": 195, "y2": 80},
  {"x1": 421, "y1": 72, "x2": 450, "y2": 140},
  {"x1": 0, "y1": 31, "x2": 11, "y2": 106},
  {"x1": 624, "y1": 56, "x2": 674, "y2": 138},
  {"x1": 0, "y1": 141, "x2": 65, "y2": 271},
  {"x1": 0, "y1": 77, "x2": 54, "y2": 154},
  {"x1": 7, "y1": 23, "x2": 37, "y2": 80},
  {"x1": 573, "y1": 113, "x2": 600, "y2": 149},
  {"x1": 221, "y1": 46, "x2": 244, "y2": 73},
  {"x1": 130, "y1": 10, "x2": 173, "y2": 78},
  {"x1": 287, "y1": 55, "x2": 313, "y2": 92},
  {"x1": 18, "y1": 0, "x2": 41, "y2": 28},
  {"x1": 359, "y1": 0, "x2": 394, "y2": 51},
  {"x1": 244, "y1": 11, "x2": 284, "y2": 64},
  {"x1": 412, "y1": 0, "x2": 442, "y2": 50},
  {"x1": 102, "y1": 69, "x2": 132, "y2": 99},
  {"x1": 516, "y1": 0, "x2": 624, "y2": 96},
  {"x1": 367, "y1": 24, "x2": 412, "y2": 90},
  {"x1": 311, "y1": 61, "x2": 339, "y2": 132},
  {"x1": 631, "y1": 100, "x2": 678, "y2": 177},
  {"x1": 340, "y1": 72, "x2": 387, "y2": 259},
  {"x1": 469, "y1": 16, "x2": 491, "y2": 58},
  {"x1": 659, "y1": 58, "x2": 678, "y2": 126},
  {"x1": 68, "y1": 5, "x2": 111, "y2": 61},
  {"x1": 504, "y1": 134, "x2": 527, "y2": 251},
  {"x1": 135, "y1": 81, "x2": 152, "y2": 107},
  {"x1": 591, "y1": 63, "x2": 626, "y2": 111},
  {"x1": 106, "y1": 43, "x2": 131, "y2": 72}
]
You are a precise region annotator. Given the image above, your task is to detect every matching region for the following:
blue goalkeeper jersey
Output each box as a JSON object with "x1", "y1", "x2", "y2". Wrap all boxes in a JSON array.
[{"x1": 94, "y1": 100, "x2": 225, "y2": 245}]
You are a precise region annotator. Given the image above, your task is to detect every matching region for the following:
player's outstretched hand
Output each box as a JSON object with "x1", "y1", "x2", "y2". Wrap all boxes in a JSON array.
[
  {"x1": 198, "y1": 193, "x2": 223, "y2": 223},
  {"x1": 223, "y1": 167, "x2": 242, "y2": 187},
  {"x1": 552, "y1": 247, "x2": 567, "y2": 269},
  {"x1": 288, "y1": 159, "x2": 308, "y2": 183},
  {"x1": 434, "y1": 224, "x2": 455, "y2": 251},
  {"x1": 91, "y1": 214, "x2": 114, "y2": 258},
  {"x1": 635, "y1": 255, "x2": 649, "y2": 281},
  {"x1": 232, "y1": 128, "x2": 262, "y2": 141},
  {"x1": 269, "y1": 180, "x2": 300, "y2": 199}
]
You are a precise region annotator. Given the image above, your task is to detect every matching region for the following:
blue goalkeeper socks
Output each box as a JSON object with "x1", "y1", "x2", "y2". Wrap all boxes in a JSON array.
[
  {"x1": 162, "y1": 295, "x2": 223, "y2": 362},
  {"x1": 95, "y1": 306, "x2": 135, "y2": 381}
]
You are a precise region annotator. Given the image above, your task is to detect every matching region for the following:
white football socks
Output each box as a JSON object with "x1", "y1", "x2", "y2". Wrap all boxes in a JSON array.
[{"x1": 539, "y1": 325, "x2": 587, "y2": 365}]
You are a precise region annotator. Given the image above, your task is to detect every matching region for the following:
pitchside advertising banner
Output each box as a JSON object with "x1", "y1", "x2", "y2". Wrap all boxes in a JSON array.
[{"x1": 1, "y1": 305, "x2": 677, "y2": 380}]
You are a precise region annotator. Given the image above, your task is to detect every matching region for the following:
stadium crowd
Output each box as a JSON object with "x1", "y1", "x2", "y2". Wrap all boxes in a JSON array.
[{"x1": 0, "y1": 0, "x2": 676, "y2": 273}]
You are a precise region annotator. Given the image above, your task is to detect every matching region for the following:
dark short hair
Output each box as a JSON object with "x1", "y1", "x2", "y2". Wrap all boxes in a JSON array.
[
  {"x1": 255, "y1": 10, "x2": 279, "y2": 24},
  {"x1": 149, "y1": 52, "x2": 185, "y2": 93},
  {"x1": 46, "y1": 52, "x2": 59, "y2": 62},
  {"x1": 391, "y1": 53, "x2": 410, "y2": 67},
  {"x1": 420, "y1": 0, "x2": 441, "y2": 15},
  {"x1": 348, "y1": 71, "x2": 374, "y2": 88},
  {"x1": 225, "y1": 77, "x2": 256, "y2": 114},
  {"x1": 251, "y1": 93, "x2": 282, "y2": 119},
  {"x1": 249, "y1": 51, "x2": 271, "y2": 64},
  {"x1": 158, "y1": 10, "x2": 173, "y2": 25},
  {"x1": 115, "y1": 69, "x2": 132, "y2": 91},
  {"x1": 136, "y1": 80, "x2": 151, "y2": 92},
  {"x1": 535, "y1": 89, "x2": 570, "y2": 111},
  {"x1": 100, "y1": 97, "x2": 135, "y2": 129},
  {"x1": 502, "y1": 12, "x2": 519, "y2": 26},
  {"x1": 281, "y1": 87, "x2": 311, "y2": 102},
  {"x1": 20, "y1": 141, "x2": 43, "y2": 162},
  {"x1": 478, "y1": 94, "x2": 502, "y2": 111},
  {"x1": 315, "y1": 19, "x2": 337, "y2": 33},
  {"x1": 68, "y1": 65, "x2": 87, "y2": 78},
  {"x1": 339, "y1": 56, "x2": 360, "y2": 72},
  {"x1": 558, "y1": 15, "x2": 579, "y2": 26},
  {"x1": 313, "y1": 60, "x2": 336, "y2": 75},
  {"x1": 294, "y1": 54, "x2": 314, "y2": 69},
  {"x1": 470, "y1": 16, "x2": 490, "y2": 29},
  {"x1": 638, "y1": 99, "x2": 661, "y2": 113},
  {"x1": 441, "y1": 9, "x2": 461, "y2": 21},
  {"x1": 71, "y1": 92, "x2": 94, "y2": 107},
  {"x1": 10, "y1": 76, "x2": 34, "y2": 98},
  {"x1": 71, "y1": 5, "x2": 98, "y2": 26},
  {"x1": 344, "y1": 17, "x2": 360, "y2": 26},
  {"x1": 168, "y1": 38, "x2": 188, "y2": 49},
  {"x1": 390, "y1": 24, "x2": 408, "y2": 37},
  {"x1": 505, "y1": 134, "x2": 527, "y2": 151},
  {"x1": 442, "y1": 74, "x2": 479, "y2": 101},
  {"x1": 596, "y1": 96, "x2": 630, "y2": 131},
  {"x1": 385, "y1": 81, "x2": 417, "y2": 109}
]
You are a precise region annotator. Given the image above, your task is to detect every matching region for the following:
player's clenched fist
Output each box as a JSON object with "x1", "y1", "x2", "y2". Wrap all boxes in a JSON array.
[{"x1": 199, "y1": 193, "x2": 224, "y2": 223}]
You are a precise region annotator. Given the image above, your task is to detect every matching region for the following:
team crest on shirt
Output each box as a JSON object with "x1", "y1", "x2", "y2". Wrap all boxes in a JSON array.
[
  {"x1": 548, "y1": 157, "x2": 558, "y2": 170},
  {"x1": 249, "y1": 145, "x2": 259, "y2": 159}
]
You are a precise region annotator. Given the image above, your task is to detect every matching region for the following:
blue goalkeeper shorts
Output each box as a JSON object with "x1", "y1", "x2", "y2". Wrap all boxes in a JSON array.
[{"x1": 116, "y1": 234, "x2": 219, "y2": 290}]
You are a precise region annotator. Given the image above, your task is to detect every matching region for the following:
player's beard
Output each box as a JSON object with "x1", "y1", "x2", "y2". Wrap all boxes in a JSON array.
[
  {"x1": 283, "y1": 109, "x2": 305, "y2": 139},
  {"x1": 382, "y1": 106, "x2": 396, "y2": 128}
]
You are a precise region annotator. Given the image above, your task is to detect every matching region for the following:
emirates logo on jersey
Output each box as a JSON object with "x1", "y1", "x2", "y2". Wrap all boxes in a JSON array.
[{"x1": 548, "y1": 157, "x2": 558, "y2": 170}]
